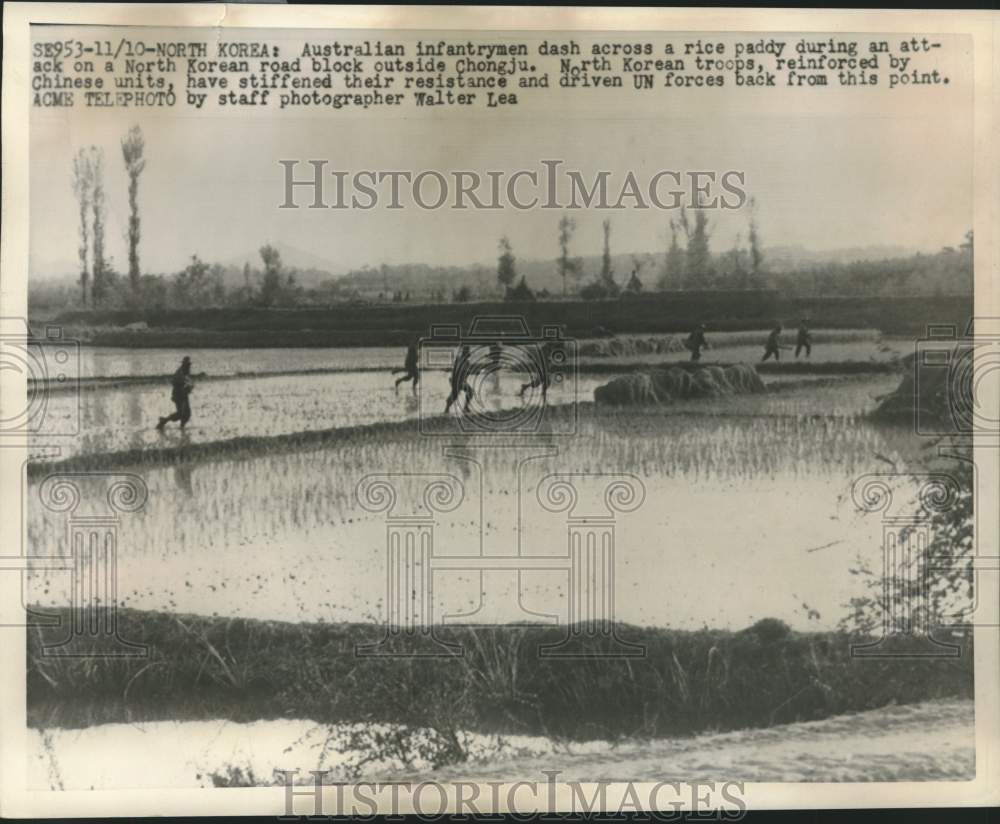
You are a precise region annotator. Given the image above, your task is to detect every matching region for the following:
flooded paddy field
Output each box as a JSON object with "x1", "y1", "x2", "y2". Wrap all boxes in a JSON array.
[
  {"x1": 63, "y1": 345, "x2": 400, "y2": 380},
  {"x1": 24, "y1": 345, "x2": 975, "y2": 786},
  {"x1": 31, "y1": 369, "x2": 607, "y2": 461},
  {"x1": 28, "y1": 373, "x2": 914, "y2": 632},
  {"x1": 37, "y1": 329, "x2": 905, "y2": 384},
  {"x1": 31, "y1": 340, "x2": 901, "y2": 462}
]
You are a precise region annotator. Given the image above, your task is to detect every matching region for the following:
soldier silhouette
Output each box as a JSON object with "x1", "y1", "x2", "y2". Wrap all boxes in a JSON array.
[{"x1": 156, "y1": 356, "x2": 194, "y2": 430}]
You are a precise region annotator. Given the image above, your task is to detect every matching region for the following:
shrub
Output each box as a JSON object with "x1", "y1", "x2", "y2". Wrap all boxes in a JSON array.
[
  {"x1": 745, "y1": 617, "x2": 792, "y2": 643},
  {"x1": 28, "y1": 611, "x2": 973, "y2": 744}
]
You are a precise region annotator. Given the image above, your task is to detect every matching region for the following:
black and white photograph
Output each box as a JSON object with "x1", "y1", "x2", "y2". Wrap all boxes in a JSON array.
[{"x1": 1, "y1": 3, "x2": 997, "y2": 817}]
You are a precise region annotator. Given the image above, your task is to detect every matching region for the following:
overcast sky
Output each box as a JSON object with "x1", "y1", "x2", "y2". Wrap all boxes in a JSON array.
[{"x1": 29, "y1": 27, "x2": 973, "y2": 277}]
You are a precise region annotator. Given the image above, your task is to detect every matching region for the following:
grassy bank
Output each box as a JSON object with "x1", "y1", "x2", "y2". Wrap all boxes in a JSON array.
[
  {"x1": 28, "y1": 608, "x2": 973, "y2": 749},
  {"x1": 47, "y1": 292, "x2": 972, "y2": 346}
]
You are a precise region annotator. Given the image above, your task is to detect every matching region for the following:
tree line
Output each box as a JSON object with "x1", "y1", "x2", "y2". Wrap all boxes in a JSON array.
[
  {"x1": 494, "y1": 197, "x2": 764, "y2": 302},
  {"x1": 71, "y1": 127, "x2": 147, "y2": 307},
  {"x1": 50, "y1": 131, "x2": 971, "y2": 314},
  {"x1": 493, "y1": 206, "x2": 969, "y2": 303},
  {"x1": 66, "y1": 126, "x2": 308, "y2": 312}
]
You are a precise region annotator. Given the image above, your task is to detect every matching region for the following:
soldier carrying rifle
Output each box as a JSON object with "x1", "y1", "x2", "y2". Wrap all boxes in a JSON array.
[{"x1": 156, "y1": 356, "x2": 194, "y2": 430}]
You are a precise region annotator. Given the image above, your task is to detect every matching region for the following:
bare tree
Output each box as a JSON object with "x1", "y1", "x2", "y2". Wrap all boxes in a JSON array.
[
  {"x1": 90, "y1": 148, "x2": 108, "y2": 306},
  {"x1": 599, "y1": 219, "x2": 614, "y2": 288},
  {"x1": 258, "y1": 244, "x2": 283, "y2": 306},
  {"x1": 682, "y1": 205, "x2": 713, "y2": 289},
  {"x1": 120, "y1": 125, "x2": 146, "y2": 299},
  {"x1": 242, "y1": 262, "x2": 253, "y2": 304},
  {"x1": 747, "y1": 196, "x2": 763, "y2": 284},
  {"x1": 660, "y1": 219, "x2": 685, "y2": 290},
  {"x1": 71, "y1": 148, "x2": 94, "y2": 306},
  {"x1": 557, "y1": 214, "x2": 581, "y2": 296},
  {"x1": 723, "y1": 232, "x2": 749, "y2": 287},
  {"x1": 497, "y1": 236, "x2": 516, "y2": 292}
]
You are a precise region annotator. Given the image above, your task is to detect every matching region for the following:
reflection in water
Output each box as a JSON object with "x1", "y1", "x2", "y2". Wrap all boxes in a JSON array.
[
  {"x1": 33, "y1": 369, "x2": 609, "y2": 461},
  {"x1": 173, "y1": 462, "x2": 194, "y2": 496},
  {"x1": 75, "y1": 346, "x2": 401, "y2": 379},
  {"x1": 126, "y1": 372, "x2": 145, "y2": 450},
  {"x1": 26, "y1": 408, "x2": 946, "y2": 633}
]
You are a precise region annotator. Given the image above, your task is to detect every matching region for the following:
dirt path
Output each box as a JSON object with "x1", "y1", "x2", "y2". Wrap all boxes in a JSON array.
[{"x1": 415, "y1": 699, "x2": 975, "y2": 783}]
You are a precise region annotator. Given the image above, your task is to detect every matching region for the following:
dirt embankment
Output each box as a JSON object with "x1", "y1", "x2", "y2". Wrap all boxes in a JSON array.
[
  {"x1": 413, "y1": 698, "x2": 974, "y2": 783},
  {"x1": 41, "y1": 292, "x2": 973, "y2": 347},
  {"x1": 27, "y1": 698, "x2": 974, "y2": 789}
]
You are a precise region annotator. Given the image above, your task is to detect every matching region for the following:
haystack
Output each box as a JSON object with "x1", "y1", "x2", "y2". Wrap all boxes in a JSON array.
[
  {"x1": 650, "y1": 367, "x2": 694, "y2": 400},
  {"x1": 594, "y1": 372, "x2": 661, "y2": 405},
  {"x1": 724, "y1": 363, "x2": 767, "y2": 394},
  {"x1": 593, "y1": 363, "x2": 766, "y2": 406},
  {"x1": 580, "y1": 336, "x2": 687, "y2": 358}
]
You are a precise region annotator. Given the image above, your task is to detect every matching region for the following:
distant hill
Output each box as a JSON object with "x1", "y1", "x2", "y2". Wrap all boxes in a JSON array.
[
  {"x1": 218, "y1": 241, "x2": 340, "y2": 291},
  {"x1": 222, "y1": 241, "x2": 340, "y2": 280},
  {"x1": 327, "y1": 250, "x2": 673, "y2": 300},
  {"x1": 322, "y1": 244, "x2": 927, "y2": 299},
  {"x1": 763, "y1": 244, "x2": 920, "y2": 273}
]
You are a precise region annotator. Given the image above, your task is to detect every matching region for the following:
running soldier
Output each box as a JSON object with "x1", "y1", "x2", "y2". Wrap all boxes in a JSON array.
[
  {"x1": 519, "y1": 340, "x2": 556, "y2": 401},
  {"x1": 795, "y1": 320, "x2": 812, "y2": 359},
  {"x1": 156, "y1": 356, "x2": 194, "y2": 430},
  {"x1": 444, "y1": 344, "x2": 474, "y2": 415},
  {"x1": 761, "y1": 324, "x2": 784, "y2": 362},
  {"x1": 394, "y1": 339, "x2": 420, "y2": 393},
  {"x1": 685, "y1": 324, "x2": 710, "y2": 362}
]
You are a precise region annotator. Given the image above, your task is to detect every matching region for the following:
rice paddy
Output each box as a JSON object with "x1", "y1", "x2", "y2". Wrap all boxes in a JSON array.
[
  {"x1": 23, "y1": 330, "x2": 974, "y2": 782},
  {"x1": 28, "y1": 368, "x2": 916, "y2": 632}
]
